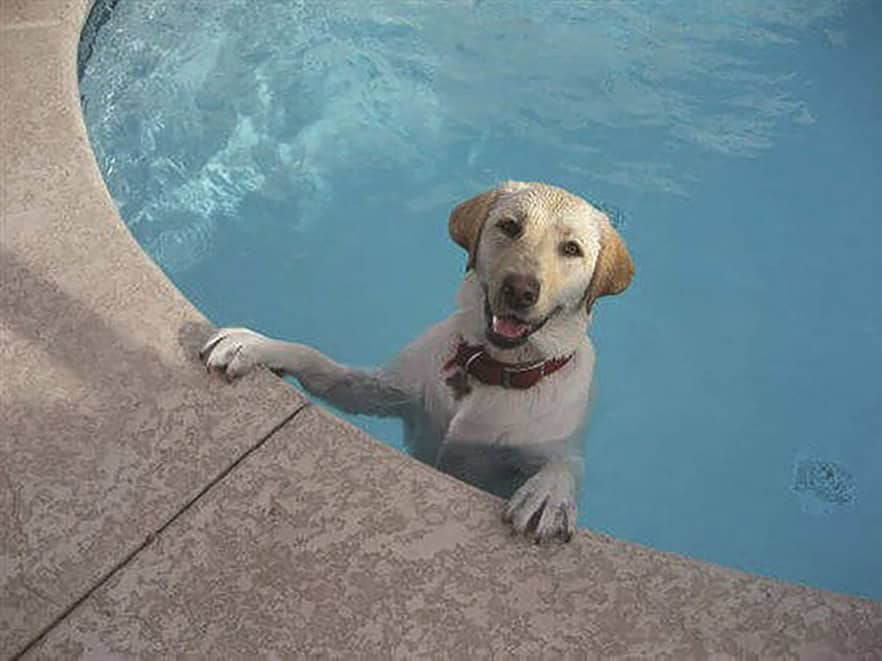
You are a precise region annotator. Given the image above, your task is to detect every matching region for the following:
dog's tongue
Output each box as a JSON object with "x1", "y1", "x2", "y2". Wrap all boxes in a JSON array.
[{"x1": 492, "y1": 315, "x2": 530, "y2": 339}]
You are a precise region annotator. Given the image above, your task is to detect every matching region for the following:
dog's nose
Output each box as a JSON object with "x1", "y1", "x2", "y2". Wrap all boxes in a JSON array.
[{"x1": 501, "y1": 273, "x2": 541, "y2": 311}]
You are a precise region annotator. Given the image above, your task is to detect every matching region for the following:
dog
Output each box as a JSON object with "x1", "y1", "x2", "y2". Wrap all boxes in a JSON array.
[{"x1": 201, "y1": 181, "x2": 633, "y2": 542}]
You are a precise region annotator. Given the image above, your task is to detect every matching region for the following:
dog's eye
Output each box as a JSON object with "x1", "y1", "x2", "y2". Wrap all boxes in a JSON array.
[
  {"x1": 560, "y1": 241, "x2": 583, "y2": 258},
  {"x1": 497, "y1": 218, "x2": 522, "y2": 239}
]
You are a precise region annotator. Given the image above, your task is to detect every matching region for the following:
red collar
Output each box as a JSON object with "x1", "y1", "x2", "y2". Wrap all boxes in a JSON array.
[{"x1": 443, "y1": 341, "x2": 573, "y2": 390}]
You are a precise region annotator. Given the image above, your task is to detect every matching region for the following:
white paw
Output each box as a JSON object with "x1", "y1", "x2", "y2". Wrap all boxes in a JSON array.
[
  {"x1": 200, "y1": 327, "x2": 270, "y2": 382},
  {"x1": 503, "y1": 463, "x2": 577, "y2": 543}
]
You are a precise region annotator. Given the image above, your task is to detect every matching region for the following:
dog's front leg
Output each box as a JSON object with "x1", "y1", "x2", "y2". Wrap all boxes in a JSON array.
[
  {"x1": 503, "y1": 458, "x2": 580, "y2": 543},
  {"x1": 201, "y1": 327, "x2": 410, "y2": 417}
]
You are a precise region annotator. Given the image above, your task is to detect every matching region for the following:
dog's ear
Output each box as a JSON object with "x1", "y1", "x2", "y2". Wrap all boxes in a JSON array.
[
  {"x1": 585, "y1": 217, "x2": 634, "y2": 314},
  {"x1": 449, "y1": 188, "x2": 500, "y2": 270}
]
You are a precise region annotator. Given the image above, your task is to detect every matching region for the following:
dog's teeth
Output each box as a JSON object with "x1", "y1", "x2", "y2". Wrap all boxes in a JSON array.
[{"x1": 492, "y1": 315, "x2": 528, "y2": 338}]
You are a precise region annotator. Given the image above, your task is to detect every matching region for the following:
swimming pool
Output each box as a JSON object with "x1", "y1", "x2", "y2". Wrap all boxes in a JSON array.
[{"x1": 78, "y1": 0, "x2": 881, "y2": 600}]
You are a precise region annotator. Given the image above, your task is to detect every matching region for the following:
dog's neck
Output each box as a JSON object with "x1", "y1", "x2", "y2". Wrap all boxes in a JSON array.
[{"x1": 455, "y1": 273, "x2": 589, "y2": 364}]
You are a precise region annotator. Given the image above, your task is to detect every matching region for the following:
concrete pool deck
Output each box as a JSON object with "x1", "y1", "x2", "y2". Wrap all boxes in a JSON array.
[{"x1": 1, "y1": 0, "x2": 880, "y2": 657}]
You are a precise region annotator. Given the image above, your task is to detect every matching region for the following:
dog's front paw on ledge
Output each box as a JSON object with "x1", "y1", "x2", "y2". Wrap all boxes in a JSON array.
[
  {"x1": 200, "y1": 327, "x2": 270, "y2": 382},
  {"x1": 503, "y1": 463, "x2": 577, "y2": 543}
]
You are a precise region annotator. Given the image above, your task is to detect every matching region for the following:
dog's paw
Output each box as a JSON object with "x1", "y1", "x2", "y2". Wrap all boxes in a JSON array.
[
  {"x1": 200, "y1": 327, "x2": 269, "y2": 382},
  {"x1": 503, "y1": 463, "x2": 577, "y2": 543}
]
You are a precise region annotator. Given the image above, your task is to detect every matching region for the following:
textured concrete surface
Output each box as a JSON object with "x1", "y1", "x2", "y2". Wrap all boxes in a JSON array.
[
  {"x1": 1, "y1": 0, "x2": 881, "y2": 659},
  {"x1": 1, "y1": 1, "x2": 306, "y2": 654},
  {"x1": 21, "y1": 406, "x2": 882, "y2": 659},
  {"x1": 0, "y1": 0, "x2": 82, "y2": 28}
]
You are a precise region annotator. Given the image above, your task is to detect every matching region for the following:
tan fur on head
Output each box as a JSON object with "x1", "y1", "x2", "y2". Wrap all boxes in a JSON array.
[
  {"x1": 450, "y1": 182, "x2": 633, "y2": 314},
  {"x1": 450, "y1": 180, "x2": 633, "y2": 365},
  {"x1": 448, "y1": 188, "x2": 501, "y2": 270},
  {"x1": 585, "y1": 216, "x2": 634, "y2": 314}
]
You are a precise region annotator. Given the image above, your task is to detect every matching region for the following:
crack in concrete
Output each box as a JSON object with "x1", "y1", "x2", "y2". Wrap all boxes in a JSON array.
[{"x1": 10, "y1": 399, "x2": 311, "y2": 660}]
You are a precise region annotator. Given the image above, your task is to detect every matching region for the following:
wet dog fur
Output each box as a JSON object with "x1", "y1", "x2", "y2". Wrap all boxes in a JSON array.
[{"x1": 201, "y1": 181, "x2": 633, "y2": 542}]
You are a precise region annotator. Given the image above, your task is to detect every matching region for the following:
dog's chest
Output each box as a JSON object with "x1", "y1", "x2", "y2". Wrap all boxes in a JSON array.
[
  {"x1": 428, "y1": 358, "x2": 592, "y2": 449},
  {"x1": 390, "y1": 316, "x2": 594, "y2": 454}
]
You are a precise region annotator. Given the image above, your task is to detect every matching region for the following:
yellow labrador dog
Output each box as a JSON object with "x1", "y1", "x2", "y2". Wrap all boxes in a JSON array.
[{"x1": 202, "y1": 181, "x2": 633, "y2": 542}]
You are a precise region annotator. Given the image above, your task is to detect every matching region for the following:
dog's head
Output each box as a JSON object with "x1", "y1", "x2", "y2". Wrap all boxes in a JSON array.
[{"x1": 450, "y1": 181, "x2": 633, "y2": 354}]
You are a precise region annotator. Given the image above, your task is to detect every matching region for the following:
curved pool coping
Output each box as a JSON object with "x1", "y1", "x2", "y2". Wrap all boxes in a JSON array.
[{"x1": 1, "y1": 1, "x2": 879, "y2": 657}]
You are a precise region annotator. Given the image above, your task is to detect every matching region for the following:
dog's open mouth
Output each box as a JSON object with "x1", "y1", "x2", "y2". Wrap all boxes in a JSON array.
[{"x1": 484, "y1": 298, "x2": 559, "y2": 348}]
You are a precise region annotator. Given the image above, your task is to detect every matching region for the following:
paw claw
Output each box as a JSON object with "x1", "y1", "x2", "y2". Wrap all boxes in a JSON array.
[
  {"x1": 504, "y1": 465, "x2": 577, "y2": 543},
  {"x1": 199, "y1": 329, "x2": 228, "y2": 359},
  {"x1": 200, "y1": 328, "x2": 266, "y2": 381}
]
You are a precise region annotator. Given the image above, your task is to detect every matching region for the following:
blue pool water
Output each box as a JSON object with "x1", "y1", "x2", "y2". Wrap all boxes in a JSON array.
[{"x1": 79, "y1": 0, "x2": 881, "y2": 599}]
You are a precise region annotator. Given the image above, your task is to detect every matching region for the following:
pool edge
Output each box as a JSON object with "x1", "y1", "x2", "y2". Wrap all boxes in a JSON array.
[{"x1": 1, "y1": 0, "x2": 879, "y2": 657}]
